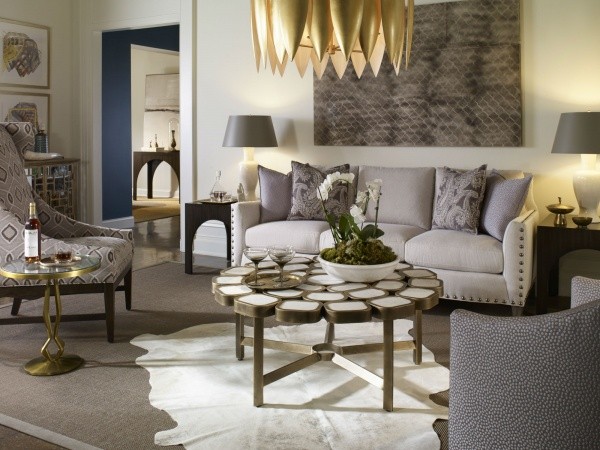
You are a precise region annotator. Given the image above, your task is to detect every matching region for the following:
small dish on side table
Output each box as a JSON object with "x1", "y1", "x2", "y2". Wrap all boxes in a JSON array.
[
  {"x1": 572, "y1": 216, "x2": 593, "y2": 229},
  {"x1": 39, "y1": 255, "x2": 82, "y2": 268}
]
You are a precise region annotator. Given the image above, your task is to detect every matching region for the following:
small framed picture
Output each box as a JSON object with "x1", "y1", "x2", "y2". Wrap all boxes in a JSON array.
[
  {"x1": 0, "y1": 18, "x2": 50, "y2": 88},
  {"x1": 0, "y1": 91, "x2": 49, "y2": 131}
]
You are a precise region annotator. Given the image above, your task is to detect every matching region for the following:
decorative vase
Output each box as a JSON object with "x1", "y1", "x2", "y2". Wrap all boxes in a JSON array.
[{"x1": 317, "y1": 256, "x2": 400, "y2": 283}]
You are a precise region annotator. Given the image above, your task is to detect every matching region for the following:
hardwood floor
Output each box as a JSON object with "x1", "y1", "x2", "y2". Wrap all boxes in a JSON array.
[{"x1": 0, "y1": 215, "x2": 214, "y2": 449}]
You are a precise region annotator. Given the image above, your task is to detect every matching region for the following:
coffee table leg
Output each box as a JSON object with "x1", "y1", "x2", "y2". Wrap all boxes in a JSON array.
[
  {"x1": 235, "y1": 313, "x2": 244, "y2": 360},
  {"x1": 413, "y1": 309, "x2": 422, "y2": 365},
  {"x1": 253, "y1": 317, "x2": 264, "y2": 407},
  {"x1": 383, "y1": 319, "x2": 394, "y2": 412}
]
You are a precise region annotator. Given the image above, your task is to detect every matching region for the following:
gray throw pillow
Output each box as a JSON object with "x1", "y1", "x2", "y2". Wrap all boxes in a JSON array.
[
  {"x1": 480, "y1": 170, "x2": 532, "y2": 241},
  {"x1": 288, "y1": 161, "x2": 350, "y2": 221},
  {"x1": 431, "y1": 165, "x2": 487, "y2": 234},
  {"x1": 258, "y1": 165, "x2": 292, "y2": 223}
]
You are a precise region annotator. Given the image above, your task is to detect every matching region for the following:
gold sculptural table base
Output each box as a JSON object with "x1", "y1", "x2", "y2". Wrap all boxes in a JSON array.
[
  {"x1": 235, "y1": 312, "x2": 425, "y2": 412},
  {"x1": 25, "y1": 280, "x2": 84, "y2": 376}
]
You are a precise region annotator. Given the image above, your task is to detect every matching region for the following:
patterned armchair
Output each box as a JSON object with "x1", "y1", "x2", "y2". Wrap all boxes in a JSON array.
[
  {"x1": 0, "y1": 122, "x2": 133, "y2": 342},
  {"x1": 448, "y1": 276, "x2": 600, "y2": 449}
]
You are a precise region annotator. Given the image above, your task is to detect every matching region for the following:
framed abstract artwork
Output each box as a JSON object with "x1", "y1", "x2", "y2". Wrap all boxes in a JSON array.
[
  {"x1": 0, "y1": 18, "x2": 50, "y2": 88},
  {"x1": 0, "y1": 91, "x2": 49, "y2": 131}
]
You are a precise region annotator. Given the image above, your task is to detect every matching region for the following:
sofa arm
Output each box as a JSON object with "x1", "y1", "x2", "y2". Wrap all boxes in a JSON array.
[
  {"x1": 502, "y1": 208, "x2": 539, "y2": 307},
  {"x1": 231, "y1": 201, "x2": 260, "y2": 266},
  {"x1": 35, "y1": 195, "x2": 133, "y2": 244}
]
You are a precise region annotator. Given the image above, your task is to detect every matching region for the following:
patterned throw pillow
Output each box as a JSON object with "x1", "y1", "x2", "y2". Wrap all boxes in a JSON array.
[
  {"x1": 258, "y1": 165, "x2": 292, "y2": 223},
  {"x1": 288, "y1": 161, "x2": 350, "y2": 221},
  {"x1": 431, "y1": 165, "x2": 487, "y2": 234},
  {"x1": 480, "y1": 170, "x2": 532, "y2": 241},
  {"x1": 0, "y1": 122, "x2": 35, "y2": 156}
]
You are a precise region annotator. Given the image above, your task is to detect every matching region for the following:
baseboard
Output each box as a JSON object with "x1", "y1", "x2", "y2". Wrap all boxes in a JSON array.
[
  {"x1": 192, "y1": 221, "x2": 227, "y2": 258},
  {"x1": 133, "y1": 188, "x2": 180, "y2": 198},
  {"x1": 102, "y1": 216, "x2": 135, "y2": 229}
]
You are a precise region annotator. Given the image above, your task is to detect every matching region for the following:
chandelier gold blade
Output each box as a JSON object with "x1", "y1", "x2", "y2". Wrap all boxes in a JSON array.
[
  {"x1": 330, "y1": 0, "x2": 364, "y2": 61},
  {"x1": 369, "y1": 32, "x2": 386, "y2": 76},
  {"x1": 359, "y1": 0, "x2": 381, "y2": 62},
  {"x1": 311, "y1": 51, "x2": 330, "y2": 79},
  {"x1": 381, "y1": 0, "x2": 404, "y2": 66},
  {"x1": 351, "y1": 50, "x2": 367, "y2": 79},
  {"x1": 295, "y1": 45, "x2": 312, "y2": 77},
  {"x1": 266, "y1": 16, "x2": 279, "y2": 74},
  {"x1": 270, "y1": 0, "x2": 309, "y2": 60},
  {"x1": 309, "y1": 0, "x2": 333, "y2": 62},
  {"x1": 252, "y1": 0, "x2": 269, "y2": 68},
  {"x1": 276, "y1": 51, "x2": 289, "y2": 76},
  {"x1": 331, "y1": 50, "x2": 349, "y2": 78},
  {"x1": 405, "y1": 0, "x2": 414, "y2": 68},
  {"x1": 250, "y1": 1, "x2": 262, "y2": 71}
]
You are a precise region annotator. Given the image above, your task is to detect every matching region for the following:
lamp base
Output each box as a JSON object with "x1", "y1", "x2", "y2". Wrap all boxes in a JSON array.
[
  {"x1": 573, "y1": 170, "x2": 600, "y2": 223},
  {"x1": 240, "y1": 160, "x2": 258, "y2": 201}
]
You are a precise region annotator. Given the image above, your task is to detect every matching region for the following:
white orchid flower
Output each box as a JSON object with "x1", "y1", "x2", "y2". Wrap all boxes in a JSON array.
[
  {"x1": 319, "y1": 172, "x2": 355, "y2": 199},
  {"x1": 367, "y1": 179, "x2": 383, "y2": 201},
  {"x1": 318, "y1": 184, "x2": 329, "y2": 201},
  {"x1": 355, "y1": 190, "x2": 368, "y2": 207},
  {"x1": 350, "y1": 204, "x2": 366, "y2": 224}
]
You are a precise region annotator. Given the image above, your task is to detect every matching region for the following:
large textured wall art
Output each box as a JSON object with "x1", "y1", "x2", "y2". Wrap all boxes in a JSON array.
[{"x1": 314, "y1": 0, "x2": 522, "y2": 147}]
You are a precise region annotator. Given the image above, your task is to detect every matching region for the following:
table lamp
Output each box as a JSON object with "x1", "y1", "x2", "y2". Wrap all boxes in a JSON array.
[
  {"x1": 552, "y1": 112, "x2": 600, "y2": 222},
  {"x1": 222, "y1": 115, "x2": 278, "y2": 201}
]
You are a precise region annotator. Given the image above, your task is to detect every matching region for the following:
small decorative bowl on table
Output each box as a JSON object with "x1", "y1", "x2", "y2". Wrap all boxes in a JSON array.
[
  {"x1": 572, "y1": 216, "x2": 593, "y2": 229},
  {"x1": 546, "y1": 197, "x2": 575, "y2": 227}
]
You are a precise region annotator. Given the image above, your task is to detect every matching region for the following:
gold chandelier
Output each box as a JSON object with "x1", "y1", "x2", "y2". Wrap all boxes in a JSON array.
[{"x1": 250, "y1": 0, "x2": 415, "y2": 79}]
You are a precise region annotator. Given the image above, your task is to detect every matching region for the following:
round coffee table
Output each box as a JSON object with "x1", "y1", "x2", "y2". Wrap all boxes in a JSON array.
[
  {"x1": 212, "y1": 257, "x2": 443, "y2": 411},
  {"x1": 0, "y1": 255, "x2": 101, "y2": 376}
]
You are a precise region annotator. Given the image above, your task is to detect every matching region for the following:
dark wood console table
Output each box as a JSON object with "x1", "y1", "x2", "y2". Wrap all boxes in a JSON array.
[
  {"x1": 536, "y1": 215, "x2": 600, "y2": 314},
  {"x1": 133, "y1": 150, "x2": 180, "y2": 200},
  {"x1": 185, "y1": 200, "x2": 237, "y2": 274}
]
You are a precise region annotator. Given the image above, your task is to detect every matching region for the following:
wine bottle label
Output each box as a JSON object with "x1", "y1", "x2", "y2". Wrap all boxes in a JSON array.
[{"x1": 24, "y1": 229, "x2": 39, "y2": 257}]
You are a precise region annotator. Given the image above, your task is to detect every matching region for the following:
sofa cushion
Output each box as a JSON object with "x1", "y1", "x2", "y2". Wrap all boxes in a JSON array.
[
  {"x1": 480, "y1": 170, "x2": 532, "y2": 241},
  {"x1": 246, "y1": 220, "x2": 330, "y2": 254},
  {"x1": 357, "y1": 166, "x2": 435, "y2": 230},
  {"x1": 320, "y1": 222, "x2": 426, "y2": 261},
  {"x1": 288, "y1": 161, "x2": 350, "y2": 221},
  {"x1": 258, "y1": 165, "x2": 292, "y2": 223},
  {"x1": 431, "y1": 165, "x2": 487, "y2": 234},
  {"x1": 405, "y1": 229, "x2": 503, "y2": 274}
]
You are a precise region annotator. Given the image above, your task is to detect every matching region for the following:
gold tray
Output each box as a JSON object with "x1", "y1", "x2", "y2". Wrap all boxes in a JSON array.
[
  {"x1": 39, "y1": 255, "x2": 82, "y2": 268},
  {"x1": 243, "y1": 272, "x2": 305, "y2": 290}
]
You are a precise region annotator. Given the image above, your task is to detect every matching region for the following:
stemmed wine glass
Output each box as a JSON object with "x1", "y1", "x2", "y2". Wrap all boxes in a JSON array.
[
  {"x1": 268, "y1": 246, "x2": 296, "y2": 286},
  {"x1": 243, "y1": 247, "x2": 268, "y2": 287}
]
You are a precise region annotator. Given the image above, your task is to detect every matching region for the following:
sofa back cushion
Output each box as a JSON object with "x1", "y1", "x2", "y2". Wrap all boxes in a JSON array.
[
  {"x1": 357, "y1": 166, "x2": 435, "y2": 230},
  {"x1": 258, "y1": 165, "x2": 292, "y2": 223}
]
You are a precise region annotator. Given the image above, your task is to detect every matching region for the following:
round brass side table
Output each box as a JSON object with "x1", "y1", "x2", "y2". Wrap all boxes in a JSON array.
[{"x1": 0, "y1": 255, "x2": 100, "y2": 376}]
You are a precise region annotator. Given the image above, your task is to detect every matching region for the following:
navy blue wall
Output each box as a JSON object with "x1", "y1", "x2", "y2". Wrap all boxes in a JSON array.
[{"x1": 102, "y1": 25, "x2": 179, "y2": 221}]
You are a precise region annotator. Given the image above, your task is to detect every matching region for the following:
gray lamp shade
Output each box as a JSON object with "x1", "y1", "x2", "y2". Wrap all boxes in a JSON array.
[
  {"x1": 222, "y1": 115, "x2": 278, "y2": 147},
  {"x1": 552, "y1": 112, "x2": 600, "y2": 154}
]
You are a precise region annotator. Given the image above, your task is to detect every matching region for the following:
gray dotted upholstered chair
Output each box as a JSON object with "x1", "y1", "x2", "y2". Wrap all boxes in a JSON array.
[
  {"x1": 0, "y1": 122, "x2": 133, "y2": 342},
  {"x1": 448, "y1": 276, "x2": 600, "y2": 449}
]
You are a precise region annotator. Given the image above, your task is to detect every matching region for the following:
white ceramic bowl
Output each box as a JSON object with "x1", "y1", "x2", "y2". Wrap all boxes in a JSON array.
[{"x1": 317, "y1": 256, "x2": 400, "y2": 283}]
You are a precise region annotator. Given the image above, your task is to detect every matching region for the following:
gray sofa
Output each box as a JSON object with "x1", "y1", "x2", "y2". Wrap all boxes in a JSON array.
[{"x1": 231, "y1": 165, "x2": 538, "y2": 311}]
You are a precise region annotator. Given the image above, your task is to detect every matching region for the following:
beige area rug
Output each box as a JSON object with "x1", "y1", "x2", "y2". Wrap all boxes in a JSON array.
[
  {"x1": 133, "y1": 197, "x2": 180, "y2": 222},
  {"x1": 132, "y1": 320, "x2": 449, "y2": 449}
]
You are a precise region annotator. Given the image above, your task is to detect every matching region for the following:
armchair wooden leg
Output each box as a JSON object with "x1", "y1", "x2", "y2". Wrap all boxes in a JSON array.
[
  {"x1": 10, "y1": 298, "x2": 22, "y2": 316},
  {"x1": 104, "y1": 285, "x2": 116, "y2": 343},
  {"x1": 124, "y1": 269, "x2": 132, "y2": 311}
]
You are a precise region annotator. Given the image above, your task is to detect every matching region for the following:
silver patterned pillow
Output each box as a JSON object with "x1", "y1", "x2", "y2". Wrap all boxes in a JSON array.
[
  {"x1": 431, "y1": 165, "x2": 487, "y2": 234},
  {"x1": 288, "y1": 161, "x2": 350, "y2": 221},
  {"x1": 480, "y1": 170, "x2": 532, "y2": 241}
]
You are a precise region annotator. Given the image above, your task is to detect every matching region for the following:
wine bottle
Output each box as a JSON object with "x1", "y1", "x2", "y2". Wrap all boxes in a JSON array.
[{"x1": 24, "y1": 202, "x2": 41, "y2": 263}]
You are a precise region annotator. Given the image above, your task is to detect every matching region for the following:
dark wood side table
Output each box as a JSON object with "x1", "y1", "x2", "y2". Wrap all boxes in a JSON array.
[
  {"x1": 536, "y1": 215, "x2": 600, "y2": 314},
  {"x1": 133, "y1": 150, "x2": 180, "y2": 200},
  {"x1": 185, "y1": 199, "x2": 237, "y2": 274}
]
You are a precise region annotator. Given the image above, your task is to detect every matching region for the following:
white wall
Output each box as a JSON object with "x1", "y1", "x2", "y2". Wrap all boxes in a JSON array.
[
  {"x1": 0, "y1": 0, "x2": 75, "y2": 157},
  {"x1": 131, "y1": 46, "x2": 179, "y2": 198},
  {"x1": 195, "y1": 0, "x2": 600, "y2": 220}
]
